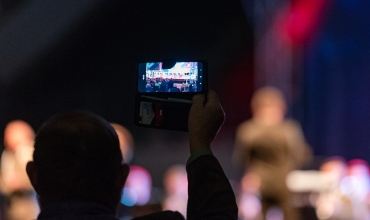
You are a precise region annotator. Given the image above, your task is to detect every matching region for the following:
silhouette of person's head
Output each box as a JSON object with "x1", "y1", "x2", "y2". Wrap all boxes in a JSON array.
[{"x1": 26, "y1": 111, "x2": 130, "y2": 212}]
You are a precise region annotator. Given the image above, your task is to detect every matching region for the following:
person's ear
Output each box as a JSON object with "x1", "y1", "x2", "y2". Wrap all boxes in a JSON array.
[
  {"x1": 26, "y1": 161, "x2": 40, "y2": 194},
  {"x1": 115, "y1": 163, "x2": 130, "y2": 190}
]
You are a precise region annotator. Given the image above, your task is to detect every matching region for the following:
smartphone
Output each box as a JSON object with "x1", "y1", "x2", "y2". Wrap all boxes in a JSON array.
[
  {"x1": 137, "y1": 61, "x2": 207, "y2": 98},
  {"x1": 134, "y1": 61, "x2": 207, "y2": 131}
]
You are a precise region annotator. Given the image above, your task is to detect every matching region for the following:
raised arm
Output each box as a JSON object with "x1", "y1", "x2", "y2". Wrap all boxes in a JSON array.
[{"x1": 186, "y1": 90, "x2": 238, "y2": 220}]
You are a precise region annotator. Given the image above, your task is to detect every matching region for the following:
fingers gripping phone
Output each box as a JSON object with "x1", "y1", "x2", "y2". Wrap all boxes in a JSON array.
[{"x1": 134, "y1": 61, "x2": 207, "y2": 131}]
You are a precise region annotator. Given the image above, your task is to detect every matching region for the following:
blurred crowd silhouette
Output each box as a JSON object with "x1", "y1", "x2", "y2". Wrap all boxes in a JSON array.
[{"x1": 0, "y1": 87, "x2": 370, "y2": 220}]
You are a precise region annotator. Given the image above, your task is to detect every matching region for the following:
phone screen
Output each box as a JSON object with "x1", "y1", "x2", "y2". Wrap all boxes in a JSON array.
[{"x1": 137, "y1": 62, "x2": 204, "y2": 93}]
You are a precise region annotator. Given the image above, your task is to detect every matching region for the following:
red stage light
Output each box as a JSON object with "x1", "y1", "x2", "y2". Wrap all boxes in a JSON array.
[{"x1": 278, "y1": 0, "x2": 331, "y2": 46}]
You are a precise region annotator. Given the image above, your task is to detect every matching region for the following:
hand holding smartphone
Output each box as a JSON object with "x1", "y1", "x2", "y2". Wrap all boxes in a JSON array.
[{"x1": 134, "y1": 61, "x2": 208, "y2": 131}]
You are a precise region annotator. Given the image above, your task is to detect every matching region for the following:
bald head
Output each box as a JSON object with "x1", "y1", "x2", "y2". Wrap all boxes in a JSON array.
[{"x1": 28, "y1": 111, "x2": 128, "y2": 209}]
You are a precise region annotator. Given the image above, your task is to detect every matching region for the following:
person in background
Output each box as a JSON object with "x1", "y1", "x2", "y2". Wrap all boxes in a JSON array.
[
  {"x1": 344, "y1": 159, "x2": 370, "y2": 220},
  {"x1": 315, "y1": 156, "x2": 351, "y2": 220},
  {"x1": 111, "y1": 123, "x2": 155, "y2": 218},
  {"x1": 233, "y1": 86, "x2": 312, "y2": 220},
  {"x1": 162, "y1": 164, "x2": 188, "y2": 217},
  {"x1": 237, "y1": 171, "x2": 262, "y2": 220},
  {"x1": 1, "y1": 120, "x2": 39, "y2": 220},
  {"x1": 111, "y1": 123, "x2": 134, "y2": 164},
  {"x1": 26, "y1": 89, "x2": 238, "y2": 220}
]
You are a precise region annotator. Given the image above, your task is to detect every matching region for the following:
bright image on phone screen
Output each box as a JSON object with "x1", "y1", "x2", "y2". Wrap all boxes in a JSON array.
[{"x1": 137, "y1": 62, "x2": 203, "y2": 93}]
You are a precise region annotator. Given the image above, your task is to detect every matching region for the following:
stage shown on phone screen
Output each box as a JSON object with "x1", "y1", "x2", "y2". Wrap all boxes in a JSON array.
[{"x1": 137, "y1": 62, "x2": 203, "y2": 93}]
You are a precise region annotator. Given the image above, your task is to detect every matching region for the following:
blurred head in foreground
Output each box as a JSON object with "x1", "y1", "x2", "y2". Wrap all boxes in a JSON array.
[
  {"x1": 111, "y1": 123, "x2": 134, "y2": 164},
  {"x1": 26, "y1": 111, "x2": 130, "y2": 212},
  {"x1": 4, "y1": 120, "x2": 35, "y2": 152}
]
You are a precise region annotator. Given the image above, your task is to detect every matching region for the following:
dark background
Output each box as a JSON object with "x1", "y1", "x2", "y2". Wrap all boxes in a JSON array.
[
  {"x1": 1, "y1": 0, "x2": 370, "y2": 190},
  {"x1": 301, "y1": 0, "x2": 370, "y2": 163},
  {"x1": 0, "y1": 0, "x2": 253, "y2": 187}
]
